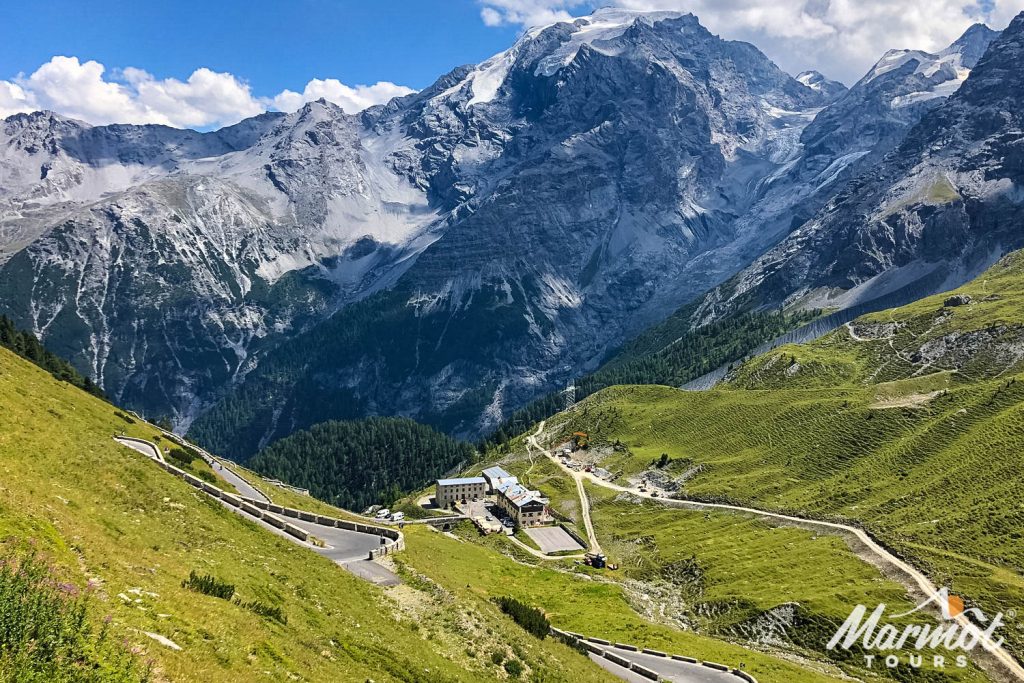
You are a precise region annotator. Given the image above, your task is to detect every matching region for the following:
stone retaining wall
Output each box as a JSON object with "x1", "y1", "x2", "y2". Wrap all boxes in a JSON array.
[{"x1": 558, "y1": 523, "x2": 590, "y2": 549}]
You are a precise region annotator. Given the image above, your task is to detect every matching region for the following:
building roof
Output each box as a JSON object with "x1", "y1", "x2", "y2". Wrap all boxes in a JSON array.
[
  {"x1": 497, "y1": 481, "x2": 548, "y2": 509},
  {"x1": 482, "y1": 466, "x2": 514, "y2": 480},
  {"x1": 437, "y1": 477, "x2": 486, "y2": 486}
]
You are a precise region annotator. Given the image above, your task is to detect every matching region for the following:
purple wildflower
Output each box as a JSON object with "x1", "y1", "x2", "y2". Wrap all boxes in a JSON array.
[{"x1": 58, "y1": 582, "x2": 80, "y2": 596}]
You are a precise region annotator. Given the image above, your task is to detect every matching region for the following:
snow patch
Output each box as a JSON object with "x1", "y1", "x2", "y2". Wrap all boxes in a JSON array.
[
  {"x1": 532, "y1": 9, "x2": 685, "y2": 77},
  {"x1": 468, "y1": 50, "x2": 516, "y2": 106}
]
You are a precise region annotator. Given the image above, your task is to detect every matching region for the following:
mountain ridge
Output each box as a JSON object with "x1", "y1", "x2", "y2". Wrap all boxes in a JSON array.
[
  {"x1": 0, "y1": 9, "x2": 1011, "y2": 449},
  {"x1": 692, "y1": 12, "x2": 1022, "y2": 327}
]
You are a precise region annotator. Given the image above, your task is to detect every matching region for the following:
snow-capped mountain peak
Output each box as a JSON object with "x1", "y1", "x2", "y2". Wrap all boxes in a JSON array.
[
  {"x1": 795, "y1": 70, "x2": 847, "y2": 101},
  {"x1": 3, "y1": 8, "x2": 1017, "y2": 447},
  {"x1": 528, "y1": 8, "x2": 691, "y2": 77},
  {"x1": 941, "y1": 22, "x2": 1000, "y2": 61},
  {"x1": 861, "y1": 23, "x2": 997, "y2": 109},
  {"x1": 456, "y1": 9, "x2": 695, "y2": 107}
]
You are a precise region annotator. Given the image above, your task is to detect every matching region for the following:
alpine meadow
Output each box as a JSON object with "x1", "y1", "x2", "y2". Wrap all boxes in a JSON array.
[{"x1": 3, "y1": 3, "x2": 1024, "y2": 682}]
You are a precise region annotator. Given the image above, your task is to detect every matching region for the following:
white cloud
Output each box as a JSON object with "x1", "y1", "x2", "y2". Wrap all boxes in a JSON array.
[
  {"x1": 478, "y1": 0, "x2": 1024, "y2": 83},
  {"x1": 0, "y1": 80, "x2": 35, "y2": 118},
  {"x1": 270, "y1": 79, "x2": 415, "y2": 116},
  {"x1": 17, "y1": 56, "x2": 154, "y2": 125},
  {"x1": 121, "y1": 66, "x2": 265, "y2": 128},
  {"x1": 480, "y1": 7, "x2": 505, "y2": 26},
  {"x1": 0, "y1": 56, "x2": 415, "y2": 129},
  {"x1": 476, "y1": 0, "x2": 590, "y2": 28},
  {"x1": 989, "y1": 0, "x2": 1024, "y2": 26}
]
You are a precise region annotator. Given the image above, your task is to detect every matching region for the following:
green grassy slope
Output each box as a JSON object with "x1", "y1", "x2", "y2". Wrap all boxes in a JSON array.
[
  {"x1": 0, "y1": 346, "x2": 621, "y2": 683},
  {"x1": 398, "y1": 524, "x2": 857, "y2": 683},
  {"x1": 452, "y1": 448, "x2": 987, "y2": 680},
  {"x1": 584, "y1": 487, "x2": 973, "y2": 676},
  {"x1": 486, "y1": 307, "x2": 815, "y2": 449},
  {"x1": 539, "y1": 252, "x2": 1024, "y2": 664},
  {"x1": 1, "y1": 344, "x2": 860, "y2": 683},
  {"x1": 229, "y1": 445, "x2": 880, "y2": 682},
  {"x1": 733, "y1": 251, "x2": 1024, "y2": 389}
]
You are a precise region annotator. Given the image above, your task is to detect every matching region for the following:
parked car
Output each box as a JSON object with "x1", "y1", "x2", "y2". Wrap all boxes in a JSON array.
[
  {"x1": 502, "y1": 519, "x2": 514, "y2": 528},
  {"x1": 375, "y1": 509, "x2": 391, "y2": 519},
  {"x1": 390, "y1": 512, "x2": 405, "y2": 522}
]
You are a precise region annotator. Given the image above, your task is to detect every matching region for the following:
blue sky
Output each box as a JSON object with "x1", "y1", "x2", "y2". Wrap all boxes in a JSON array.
[
  {"x1": 0, "y1": 0, "x2": 520, "y2": 94},
  {"x1": 1, "y1": 0, "x2": 1021, "y2": 129}
]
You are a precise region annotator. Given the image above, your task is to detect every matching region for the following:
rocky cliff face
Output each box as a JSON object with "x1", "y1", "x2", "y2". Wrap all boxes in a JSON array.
[
  {"x1": 794, "y1": 23, "x2": 998, "y2": 187},
  {"x1": 0, "y1": 101, "x2": 440, "y2": 425},
  {"x1": 189, "y1": 10, "x2": 870, "y2": 453},
  {"x1": 0, "y1": 9, "x2": 1010, "y2": 450},
  {"x1": 694, "y1": 15, "x2": 1022, "y2": 325}
]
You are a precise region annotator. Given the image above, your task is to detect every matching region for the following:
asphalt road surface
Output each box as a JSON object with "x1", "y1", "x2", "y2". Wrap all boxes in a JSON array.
[
  {"x1": 214, "y1": 495, "x2": 400, "y2": 585},
  {"x1": 205, "y1": 464, "x2": 402, "y2": 584},
  {"x1": 597, "y1": 648, "x2": 740, "y2": 683},
  {"x1": 292, "y1": 518, "x2": 389, "y2": 563},
  {"x1": 212, "y1": 462, "x2": 268, "y2": 503},
  {"x1": 588, "y1": 655, "x2": 653, "y2": 683}
]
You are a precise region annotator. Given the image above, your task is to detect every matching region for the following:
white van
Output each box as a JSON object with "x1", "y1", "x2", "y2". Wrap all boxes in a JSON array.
[
  {"x1": 390, "y1": 511, "x2": 405, "y2": 522},
  {"x1": 375, "y1": 508, "x2": 391, "y2": 519}
]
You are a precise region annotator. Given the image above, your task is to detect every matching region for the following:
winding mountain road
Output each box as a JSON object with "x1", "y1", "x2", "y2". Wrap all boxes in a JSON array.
[
  {"x1": 209, "y1": 461, "x2": 268, "y2": 503},
  {"x1": 114, "y1": 437, "x2": 400, "y2": 585},
  {"x1": 526, "y1": 423, "x2": 1024, "y2": 682},
  {"x1": 588, "y1": 648, "x2": 739, "y2": 683},
  {"x1": 117, "y1": 436, "x2": 168, "y2": 463}
]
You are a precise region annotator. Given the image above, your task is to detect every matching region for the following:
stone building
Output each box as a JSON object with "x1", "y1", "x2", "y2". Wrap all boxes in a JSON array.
[
  {"x1": 495, "y1": 482, "x2": 549, "y2": 527},
  {"x1": 435, "y1": 477, "x2": 487, "y2": 508}
]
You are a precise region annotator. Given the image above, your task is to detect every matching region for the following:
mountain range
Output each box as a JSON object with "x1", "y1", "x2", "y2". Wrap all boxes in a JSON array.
[{"x1": 0, "y1": 8, "x2": 1018, "y2": 460}]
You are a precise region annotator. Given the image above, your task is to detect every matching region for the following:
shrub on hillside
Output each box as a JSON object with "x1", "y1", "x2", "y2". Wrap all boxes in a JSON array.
[
  {"x1": 167, "y1": 448, "x2": 197, "y2": 467},
  {"x1": 181, "y1": 571, "x2": 234, "y2": 601},
  {"x1": 234, "y1": 598, "x2": 287, "y2": 624},
  {"x1": 555, "y1": 633, "x2": 590, "y2": 657},
  {"x1": 493, "y1": 596, "x2": 549, "y2": 639},
  {"x1": 503, "y1": 659, "x2": 524, "y2": 678},
  {"x1": 192, "y1": 468, "x2": 219, "y2": 485},
  {"x1": 0, "y1": 551, "x2": 149, "y2": 682}
]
